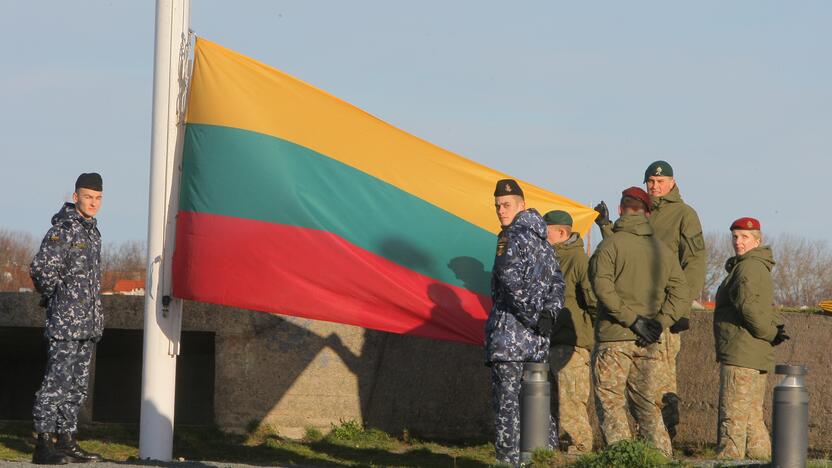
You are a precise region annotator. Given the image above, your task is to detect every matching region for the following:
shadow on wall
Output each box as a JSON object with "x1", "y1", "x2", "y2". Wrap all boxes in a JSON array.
[
  {"x1": 242, "y1": 238, "x2": 495, "y2": 440},
  {"x1": 448, "y1": 256, "x2": 492, "y2": 312}
]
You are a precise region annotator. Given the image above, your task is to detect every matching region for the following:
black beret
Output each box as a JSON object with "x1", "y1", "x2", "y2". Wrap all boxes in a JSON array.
[
  {"x1": 75, "y1": 172, "x2": 103, "y2": 191},
  {"x1": 494, "y1": 179, "x2": 524, "y2": 198}
]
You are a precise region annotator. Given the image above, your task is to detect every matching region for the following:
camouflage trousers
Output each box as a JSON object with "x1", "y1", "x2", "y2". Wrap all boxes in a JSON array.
[
  {"x1": 656, "y1": 331, "x2": 681, "y2": 439},
  {"x1": 550, "y1": 345, "x2": 593, "y2": 454},
  {"x1": 491, "y1": 362, "x2": 557, "y2": 466},
  {"x1": 592, "y1": 341, "x2": 671, "y2": 457},
  {"x1": 716, "y1": 364, "x2": 771, "y2": 460},
  {"x1": 33, "y1": 339, "x2": 96, "y2": 434}
]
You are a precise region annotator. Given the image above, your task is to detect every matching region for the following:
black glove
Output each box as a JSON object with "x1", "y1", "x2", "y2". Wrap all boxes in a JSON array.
[
  {"x1": 629, "y1": 316, "x2": 662, "y2": 345},
  {"x1": 38, "y1": 295, "x2": 49, "y2": 308},
  {"x1": 594, "y1": 201, "x2": 610, "y2": 227},
  {"x1": 536, "y1": 316, "x2": 554, "y2": 337},
  {"x1": 772, "y1": 324, "x2": 790, "y2": 346},
  {"x1": 635, "y1": 336, "x2": 653, "y2": 348},
  {"x1": 669, "y1": 317, "x2": 690, "y2": 334}
]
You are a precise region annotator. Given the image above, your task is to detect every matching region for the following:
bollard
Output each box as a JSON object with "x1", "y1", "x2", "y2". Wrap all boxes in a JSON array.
[
  {"x1": 772, "y1": 364, "x2": 809, "y2": 468},
  {"x1": 520, "y1": 362, "x2": 551, "y2": 464}
]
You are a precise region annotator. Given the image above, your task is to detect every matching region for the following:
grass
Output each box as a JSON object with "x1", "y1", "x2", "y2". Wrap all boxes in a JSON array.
[
  {"x1": 0, "y1": 420, "x2": 496, "y2": 467},
  {"x1": 0, "y1": 421, "x2": 139, "y2": 462},
  {"x1": 779, "y1": 306, "x2": 826, "y2": 315},
  {"x1": 2, "y1": 421, "x2": 831, "y2": 467},
  {"x1": 569, "y1": 440, "x2": 673, "y2": 468}
]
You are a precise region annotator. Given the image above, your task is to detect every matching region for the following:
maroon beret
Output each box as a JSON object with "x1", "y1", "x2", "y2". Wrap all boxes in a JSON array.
[
  {"x1": 621, "y1": 186, "x2": 652, "y2": 212},
  {"x1": 730, "y1": 217, "x2": 761, "y2": 231}
]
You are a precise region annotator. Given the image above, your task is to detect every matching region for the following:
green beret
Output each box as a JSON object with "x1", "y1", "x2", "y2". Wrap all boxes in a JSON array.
[
  {"x1": 643, "y1": 160, "x2": 674, "y2": 182},
  {"x1": 543, "y1": 210, "x2": 572, "y2": 226},
  {"x1": 494, "y1": 179, "x2": 524, "y2": 198}
]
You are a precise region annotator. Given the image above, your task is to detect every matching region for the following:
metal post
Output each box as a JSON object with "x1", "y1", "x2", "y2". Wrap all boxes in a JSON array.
[
  {"x1": 520, "y1": 362, "x2": 551, "y2": 463},
  {"x1": 140, "y1": 0, "x2": 190, "y2": 461},
  {"x1": 772, "y1": 364, "x2": 809, "y2": 468}
]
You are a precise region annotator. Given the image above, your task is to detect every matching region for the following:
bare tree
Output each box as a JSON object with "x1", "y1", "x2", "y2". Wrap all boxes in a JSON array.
[
  {"x1": 768, "y1": 234, "x2": 832, "y2": 307},
  {"x1": 704, "y1": 231, "x2": 832, "y2": 307},
  {"x1": 0, "y1": 229, "x2": 37, "y2": 291},
  {"x1": 702, "y1": 231, "x2": 734, "y2": 302},
  {"x1": 0, "y1": 231, "x2": 148, "y2": 293},
  {"x1": 101, "y1": 240, "x2": 146, "y2": 291}
]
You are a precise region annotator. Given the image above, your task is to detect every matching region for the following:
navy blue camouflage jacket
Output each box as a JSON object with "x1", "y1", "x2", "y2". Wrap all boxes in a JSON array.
[
  {"x1": 30, "y1": 203, "x2": 103, "y2": 340},
  {"x1": 485, "y1": 209, "x2": 565, "y2": 363}
]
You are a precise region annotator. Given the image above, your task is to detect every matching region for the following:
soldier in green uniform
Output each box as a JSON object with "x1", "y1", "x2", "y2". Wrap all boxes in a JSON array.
[
  {"x1": 543, "y1": 210, "x2": 596, "y2": 455},
  {"x1": 713, "y1": 217, "x2": 788, "y2": 460},
  {"x1": 593, "y1": 160, "x2": 704, "y2": 440},
  {"x1": 590, "y1": 187, "x2": 689, "y2": 458}
]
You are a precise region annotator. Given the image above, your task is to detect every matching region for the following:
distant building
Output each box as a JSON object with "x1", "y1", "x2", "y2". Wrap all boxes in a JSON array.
[
  {"x1": 698, "y1": 300, "x2": 716, "y2": 310},
  {"x1": 112, "y1": 279, "x2": 145, "y2": 296}
]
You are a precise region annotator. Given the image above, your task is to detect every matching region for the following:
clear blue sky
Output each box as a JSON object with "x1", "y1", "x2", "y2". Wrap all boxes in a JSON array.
[{"x1": 1, "y1": 1, "x2": 829, "y2": 245}]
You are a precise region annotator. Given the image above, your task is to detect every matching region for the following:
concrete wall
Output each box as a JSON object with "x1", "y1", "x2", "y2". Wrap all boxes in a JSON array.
[{"x1": 1, "y1": 292, "x2": 830, "y2": 449}]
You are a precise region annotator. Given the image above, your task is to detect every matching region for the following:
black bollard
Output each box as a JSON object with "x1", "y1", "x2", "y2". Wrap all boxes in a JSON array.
[
  {"x1": 520, "y1": 362, "x2": 551, "y2": 464},
  {"x1": 772, "y1": 364, "x2": 809, "y2": 468}
]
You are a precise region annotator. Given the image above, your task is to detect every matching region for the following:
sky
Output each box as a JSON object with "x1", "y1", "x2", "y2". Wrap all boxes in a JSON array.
[{"x1": 1, "y1": 1, "x2": 830, "y2": 245}]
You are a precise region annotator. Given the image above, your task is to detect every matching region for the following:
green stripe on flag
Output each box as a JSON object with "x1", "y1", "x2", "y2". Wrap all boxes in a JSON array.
[{"x1": 180, "y1": 123, "x2": 497, "y2": 296}]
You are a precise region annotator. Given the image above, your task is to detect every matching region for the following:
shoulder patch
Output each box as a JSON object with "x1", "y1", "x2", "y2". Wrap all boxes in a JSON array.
[{"x1": 496, "y1": 238, "x2": 507, "y2": 256}]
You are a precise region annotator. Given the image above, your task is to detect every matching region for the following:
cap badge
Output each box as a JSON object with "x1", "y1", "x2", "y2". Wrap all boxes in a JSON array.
[
  {"x1": 747, "y1": 220, "x2": 754, "y2": 228},
  {"x1": 505, "y1": 184, "x2": 512, "y2": 192},
  {"x1": 655, "y1": 166, "x2": 663, "y2": 175}
]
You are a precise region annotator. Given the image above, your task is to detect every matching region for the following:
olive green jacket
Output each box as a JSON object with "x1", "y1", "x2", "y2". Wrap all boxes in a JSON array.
[
  {"x1": 649, "y1": 185, "x2": 706, "y2": 302},
  {"x1": 550, "y1": 233, "x2": 597, "y2": 349},
  {"x1": 599, "y1": 185, "x2": 706, "y2": 305},
  {"x1": 713, "y1": 246, "x2": 782, "y2": 372},
  {"x1": 590, "y1": 214, "x2": 690, "y2": 342}
]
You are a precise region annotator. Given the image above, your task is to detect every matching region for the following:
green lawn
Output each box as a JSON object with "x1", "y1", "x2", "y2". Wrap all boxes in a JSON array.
[
  {"x1": 0, "y1": 420, "x2": 496, "y2": 467},
  {"x1": 1, "y1": 420, "x2": 830, "y2": 467}
]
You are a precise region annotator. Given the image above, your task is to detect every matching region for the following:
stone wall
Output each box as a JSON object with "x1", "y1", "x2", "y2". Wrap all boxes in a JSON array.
[{"x1": 1, "y1": 293, "x2": 829, "y2": 449}]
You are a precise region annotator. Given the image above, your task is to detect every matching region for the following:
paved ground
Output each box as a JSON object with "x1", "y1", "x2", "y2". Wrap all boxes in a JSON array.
[
  {"x1": 2, "y1": 462, "x2": 297, "y2": 468},
  {"x1": 1, "y1": 460, "x2": 772, "y2": 467}
]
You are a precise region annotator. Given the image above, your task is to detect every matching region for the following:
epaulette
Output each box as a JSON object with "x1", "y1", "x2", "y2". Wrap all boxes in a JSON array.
[{"x1": 61, "y1": 221, "x2": 74, "y2": 230}]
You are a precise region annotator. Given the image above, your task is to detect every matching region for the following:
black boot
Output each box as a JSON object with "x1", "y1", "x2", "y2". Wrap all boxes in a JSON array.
[
  {"x1": 56, "y1": 432, "x2": 102, "y2": 463},
  {"x1": 32, "y1": 433, "x2": 69, "y2": 465}
]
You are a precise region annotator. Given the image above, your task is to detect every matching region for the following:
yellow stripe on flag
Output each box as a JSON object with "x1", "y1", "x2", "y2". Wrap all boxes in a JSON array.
[{"x1": 185, "y1": 38, "x2": 597, "y2": 235}]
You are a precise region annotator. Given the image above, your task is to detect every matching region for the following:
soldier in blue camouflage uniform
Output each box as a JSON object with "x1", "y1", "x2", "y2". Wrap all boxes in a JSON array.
[
  {"x1": 29, "y1": 173, "x2": 105, "y2": 465},
  {"x1": 486, "y1": 179, "x2": 565, "y2": 466}
]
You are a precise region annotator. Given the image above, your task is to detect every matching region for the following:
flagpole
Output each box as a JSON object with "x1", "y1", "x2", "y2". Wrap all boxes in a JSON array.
[
  {"x1": 586, "y1": 201, "x2": 592, "y2": 256},
  {"x1": 140, "y1": 0, "x2": 190, "y2": 461}
]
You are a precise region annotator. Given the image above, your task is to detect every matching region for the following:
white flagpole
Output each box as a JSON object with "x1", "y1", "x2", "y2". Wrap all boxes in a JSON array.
[{"x1": 140, "y1": 0, "x2": 190, "y2": 461}]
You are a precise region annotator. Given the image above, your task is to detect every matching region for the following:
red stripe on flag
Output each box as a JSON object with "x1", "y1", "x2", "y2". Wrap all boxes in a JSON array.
[{"x1": 172, "y1": 211, "x2": 491, "y2": 345}]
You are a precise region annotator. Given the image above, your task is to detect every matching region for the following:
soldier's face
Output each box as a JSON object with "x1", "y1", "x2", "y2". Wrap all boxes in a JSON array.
[
  {"x1": 494, "y1": 195, "x2": 525, "y2": 227},
  {"x1": 646, "y1": 176, "x2": 675, "y2": 197},
  {"x1": 546, "y1": 225, "x2": 570, "y2": 244},
  {"x1": 732, "y1": 230, "x2": 760, "y2": 256},
  {"x1": 73, "y1": 188, "x2": 103, "y2": 219}
]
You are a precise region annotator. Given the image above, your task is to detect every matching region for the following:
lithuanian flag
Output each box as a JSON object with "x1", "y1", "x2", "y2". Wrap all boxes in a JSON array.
[{"x1": 172, "y1": 38, "x2": 596, "y2": 345}]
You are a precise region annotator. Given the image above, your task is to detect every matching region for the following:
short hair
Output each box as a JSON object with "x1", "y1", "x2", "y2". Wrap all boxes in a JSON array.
[{"x1": 620, "y1": 196, "x2": 648, "y2": 213}]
